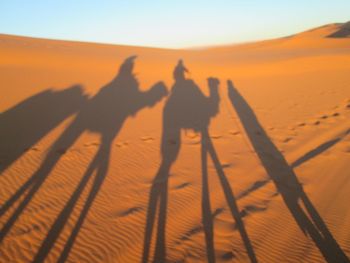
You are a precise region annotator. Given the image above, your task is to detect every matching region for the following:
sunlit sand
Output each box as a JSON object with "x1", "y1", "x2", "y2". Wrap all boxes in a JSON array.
[{"x1": 1, "y1": 22, "x2": 350, "y2": 262}]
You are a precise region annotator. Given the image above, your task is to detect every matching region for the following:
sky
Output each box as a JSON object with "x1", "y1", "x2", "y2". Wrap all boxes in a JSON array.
[{"x1": 1, "y1": 0, "x2": 349, "y2": 48}]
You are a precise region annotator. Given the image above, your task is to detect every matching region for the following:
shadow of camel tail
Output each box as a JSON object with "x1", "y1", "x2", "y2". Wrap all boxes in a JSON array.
[{"x1": 227, "y1": 80, "x2": 349, "y2": 263}]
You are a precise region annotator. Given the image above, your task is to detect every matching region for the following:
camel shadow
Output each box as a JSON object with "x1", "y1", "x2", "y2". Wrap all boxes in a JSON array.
[
  {"x1": 142, "y1": 61, "x2": 257, "y2": 263},
  {"x1": 227, "y1": 80, "x2": 349, "y2": 263},
  {"x1": 0, "y1": 85, "x2": 87, "y2": 174},
  {"x1": 0, "y1": 56, "x2": 168, "y2": 262}
]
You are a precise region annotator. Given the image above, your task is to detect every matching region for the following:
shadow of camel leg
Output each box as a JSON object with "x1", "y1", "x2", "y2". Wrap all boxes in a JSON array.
[
  {"x1": 203, "y1": 130, "x2": 257, "y2": 263},
  {"x1": 153, "y1": 175, "x2": 168, "y2": 263},
  {"x1": 201, "y1": 131, "x2": 216, "y2": 263},
  {"x1": 0, "y1": 123, "x2": 83, "y2": 244},
  {"x1": 142, "y1": 162, "x2": 170, "y2": 263},
  {"x1": 57, "y1": 144, "x2": 111, "y2": 263},
  {"x1": 0, "y1": 173, "x2": 37, "y2": 217},
  {"x1": 143, "y1": 125, "x2": 180, "y2": 263},
  {"x1": 286, "y1": 200, "x2": 348, "y2": 263},
  {"x1": 33, "y1": 144, "x2": 105, "y2": 262},
  {"x1": 295, "y1": 193, "x2": 349, "y2": 263}
]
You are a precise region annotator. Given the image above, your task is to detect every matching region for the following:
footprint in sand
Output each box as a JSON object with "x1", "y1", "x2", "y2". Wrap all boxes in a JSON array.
[
  {"x1": 187, "y1": 140, "x2": 201, "y2": 145},
  {"x1": 116, "y1": 141, "x2": 129, "y2": 147},
  {"x1": 185, "y1": 132, "x2": 199, "y2": 139},
  {"x1": 84, "y1": 142, "x2": 100, "y2": 147},
  {"x1": 282, "y1": 137, "x2": 293, "y2": 143},
  {"x1": 342, "y1": 99, "x2": 350, "y2": 109},
  {"x1": 210, "y1": 134, "x2": 222, "y2": 139},
  {"x1": 338, "y1": 138, "x2": 350, "y2": 153},
  {"x1": 140, "y1": 136, "x2": 154, "y2": 143},
  {"x1": 221, "y1": 162, "x2": 233, "y2": 169},
  {"x1": 184, "y1": 132, "x2": 201, "y2": 145},
  {"x1": 344, "y1": 146, "x2": 350, "y2": 154},
  {"x1": 171, "y1": 134, "x2": 201, "y2": 145},
  {"x1": 229, "y1": 130, "x2": 240, "y2": 135}
]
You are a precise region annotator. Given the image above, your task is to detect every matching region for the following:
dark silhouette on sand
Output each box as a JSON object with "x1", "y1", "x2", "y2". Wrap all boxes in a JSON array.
[
  {"x1": 142, "y1": 61, "x2": 257, "y2": 263},
  {"x1": 0, "y1": 56, "x2": 167, "y2": 262},
  {"x1": 291, "y1": 130, "x2": 350, "y2": 168},
  {"x1": 0, "y1": 86, "x2": 87, "y2": 174},
  {"x1": 227, "y1": 80, "x2": 349, "y2": 263}
]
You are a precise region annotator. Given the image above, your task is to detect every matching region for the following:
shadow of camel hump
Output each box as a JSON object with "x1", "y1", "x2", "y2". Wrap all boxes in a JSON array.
[
  {"x1": 142, "y1": 60, "x2": 257, "y2": 263},
  {"x1": 0, "y1": 56, "x2": 168, "y2": 262},
  {"x1": 0, "y1": 85, "x2": 88, "y2": 174},
  {"x1": 227, "y1": 80, "x2": 349, "y2": 263}
]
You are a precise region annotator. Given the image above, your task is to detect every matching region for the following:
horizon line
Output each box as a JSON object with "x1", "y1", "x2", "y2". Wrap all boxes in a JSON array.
[{"x1": 0, "y1": 21, "x2": 345, "y2": 50}]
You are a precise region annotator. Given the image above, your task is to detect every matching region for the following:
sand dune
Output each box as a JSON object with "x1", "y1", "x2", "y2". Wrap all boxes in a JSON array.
[{"x1": 1, "y1": 22, "x2": 350, "y2": 262}]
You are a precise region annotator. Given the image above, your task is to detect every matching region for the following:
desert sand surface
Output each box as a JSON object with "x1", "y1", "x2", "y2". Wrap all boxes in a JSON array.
[{"x1": 1, "y1": 22, "x2": 350, "y2": 263}]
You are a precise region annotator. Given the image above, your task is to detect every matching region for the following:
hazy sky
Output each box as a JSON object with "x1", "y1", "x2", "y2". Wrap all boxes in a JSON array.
[{"x1": 1, "y1": 1, "x2": 349, "y2": 48}]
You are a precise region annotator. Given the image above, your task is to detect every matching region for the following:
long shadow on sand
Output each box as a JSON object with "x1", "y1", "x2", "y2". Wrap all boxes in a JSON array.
[
  {"x1": 227, "y1": 80, "x2": 349, "y2": 263},
  {"x1": 0, "y1": 56, "x2": 167, "y2": 262},
  {"x1": 142, "y1": 61, "x2": 257, "y2": 263},
  {"x1": 0, "y1": 86, "x2": 87, "y2": 174}
]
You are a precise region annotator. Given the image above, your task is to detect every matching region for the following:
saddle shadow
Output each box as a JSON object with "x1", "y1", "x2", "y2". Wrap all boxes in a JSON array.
[
  {"x1": 227, "y1": 80, "x2": 349, "y2": 263},
  {"x1": 142, "y1": 61, "x2": 257, "y2": 263}
]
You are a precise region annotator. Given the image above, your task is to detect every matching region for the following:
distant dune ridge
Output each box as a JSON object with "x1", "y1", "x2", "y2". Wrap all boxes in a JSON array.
[
  {"x1": 328, "y1": 21, "x2": 350, "y2": 38},
  {"x1": 1, "y1": 22, "x2": 350, "y2": 262}
]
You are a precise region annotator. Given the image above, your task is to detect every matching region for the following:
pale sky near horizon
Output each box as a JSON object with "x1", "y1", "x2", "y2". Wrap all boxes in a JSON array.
[{"x1": 1, "y1": 1, "x2": 349, "y2": 48}]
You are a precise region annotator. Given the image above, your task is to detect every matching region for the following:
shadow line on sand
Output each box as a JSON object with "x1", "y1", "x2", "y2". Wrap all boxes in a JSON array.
[{"x1": 227, "y1": 80, "x2": 349, "y2": 263}]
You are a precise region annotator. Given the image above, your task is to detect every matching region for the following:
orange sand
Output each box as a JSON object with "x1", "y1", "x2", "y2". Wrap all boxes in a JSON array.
[{"x1": 1, "y1": 23, "x2": 350, "y2": 262}]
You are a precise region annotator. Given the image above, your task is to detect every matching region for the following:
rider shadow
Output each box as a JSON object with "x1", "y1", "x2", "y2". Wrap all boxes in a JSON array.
[
  {"x1": 0, "y1": 85, "x2": 87, "y2": 174},
  {"x1": 227, "y1": 80, "x2": 349, "y2": 263},
  {"x1": 0, "y1": 56, "x2": 168, "y2": 262},
  {"x1": 142, "y1": 61, "x2": 257, "y2": 263}
]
